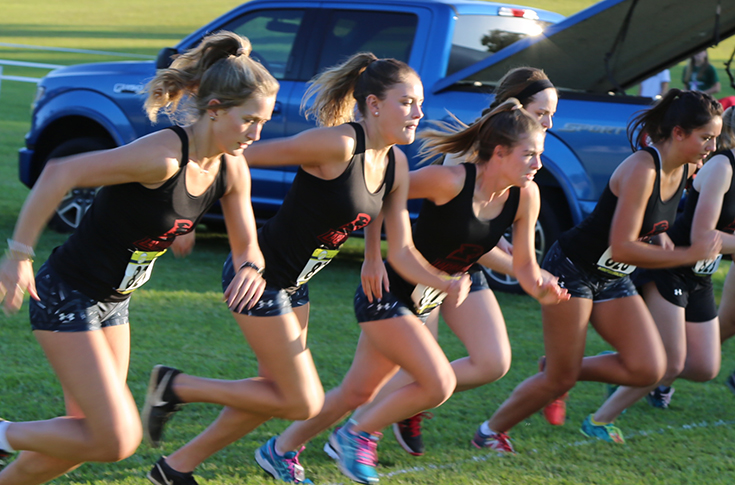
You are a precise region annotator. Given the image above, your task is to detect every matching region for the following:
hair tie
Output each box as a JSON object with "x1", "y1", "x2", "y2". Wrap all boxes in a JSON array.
[
  {"x1": 236, "y1": 47, "x2": 246, "y2": 57},
  {"x1": 515, "y1": 79, "x2": 554, "y2": 103}
]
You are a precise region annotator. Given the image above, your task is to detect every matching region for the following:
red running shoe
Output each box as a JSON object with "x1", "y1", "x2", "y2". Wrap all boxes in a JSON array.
[{"x1": 538, "y1": 356, "x2": 568, "y2": 426}]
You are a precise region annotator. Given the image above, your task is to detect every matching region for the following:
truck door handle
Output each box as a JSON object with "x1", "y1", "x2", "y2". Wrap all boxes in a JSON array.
[{"x1": 273, "y1": 101, "x2": 282, "y2": 116}]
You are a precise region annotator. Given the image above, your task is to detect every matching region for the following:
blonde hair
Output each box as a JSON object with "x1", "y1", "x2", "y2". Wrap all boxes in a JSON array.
[
  {"x1": 302, "y1": 52, "x2": 418, "y2": 127},
  {"x1": 718, "y1": 106, "x2": 735, "y2": 151},
  {"x1": 145, "y1": 31, "x2": 279, "y2": 123},
  {"x1": 419, "y1": 98, "x2": 543, "y2": 165}
]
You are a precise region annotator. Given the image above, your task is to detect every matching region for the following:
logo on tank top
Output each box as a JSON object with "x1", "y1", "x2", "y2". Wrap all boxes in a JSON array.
[
  {"x1": 134, "y1": 219, "x2": 194, "y2": 251},
  {"x1": 640, "y1": 220, "x2": 668, "y2": 242},
  {"x1": 724, "y1": 219, "x2": 735, "y2": 232},
  {"x1": 317, "y1": 213, "x2": 372, "y2": 249},
  {"x1": 431, "y1": 243, "x2": 485, "y2": 274}
]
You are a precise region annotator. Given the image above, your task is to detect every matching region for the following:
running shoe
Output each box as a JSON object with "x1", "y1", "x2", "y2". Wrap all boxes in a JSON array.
[
  {"x1": 646, "y1": 386, "x2": 675, "y2": 409},
  {"x1": 726, "y1": 370, "x2": 735, "y2": 394},
  {"x1": 392, "y1": 412, "x2": 433, "y2": 456},
  {"x1": 142, "y1": 365, "x2": 183, "y2": 447},
  {"x1": 580, "y1": 414, "x2": 625, "y2": 443},
  {"x1": 147, "y1": 457, "x2": 198, "y2": 485},
  {"x1": 323, "y1": 428, "x2": 340, "y2": 460},
  {"x1": 471, "y1": 426, "x2": 515, "y2": 453},
  {"x1": 255, "y1": 436, "x2": 313, "y2": 484},
  {"x1": 538, "y1": 356, "x2": 567, "y2": 426},
  {"x1": 331, "y1": 426, "x2": 380, "y2": 484}
]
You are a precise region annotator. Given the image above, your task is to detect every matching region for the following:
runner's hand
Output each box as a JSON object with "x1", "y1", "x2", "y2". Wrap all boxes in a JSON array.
[
  {"x1": 361, "y1": 257, "x2": 389, "y2": 302},
  {"x1": 0, "y1": 259, "x2": 38, "y2": 315},
  {"x1": 224, "y1": 265, "x2": 266, "y2": 313}
]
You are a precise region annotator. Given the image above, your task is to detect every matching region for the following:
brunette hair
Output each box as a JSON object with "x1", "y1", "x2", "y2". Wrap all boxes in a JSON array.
[
  {"x1": 486, "y1": 67, "x2": 555, "y2": 113},
  {"x1": 145, "y1": 31, "x2": 279, "y2": 123},
  {"x1": 419, "y1": 98, "x2": 543, "y2": 165},
  {"x1": 627, "y1": 89, "x2": 722, "y2": 150},
  {"x1": 302, "y1": 52, "x2": 418, "y2": 127}
]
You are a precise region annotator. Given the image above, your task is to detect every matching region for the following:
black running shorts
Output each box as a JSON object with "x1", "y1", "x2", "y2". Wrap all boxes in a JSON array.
[
  {"x1": 222, "y1": 253, "x2": 309, "y2": 317},
  {"x1": 30, "y1": 262, "x2": 130, "y2": 332},
  {"x1": 542, "y1": 242, "x2": 637, "y2": 302},
  {"x1": 354, "y1": 269, "x2": 491, "y2": 324},
  {"x1": 639, "y1": 268, "x2": 717, "y2": 323}
]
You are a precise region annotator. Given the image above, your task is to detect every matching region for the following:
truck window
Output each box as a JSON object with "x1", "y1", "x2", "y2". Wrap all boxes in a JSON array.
[
  {"x1": 447, "y1": 14, "x2": 552, "y2": 77},
  {"x1": 316, "y1": 10, "x2": 417, "y2": 73},
  {"x1": 229, "y1": 9, "x2": 305, "y2": 80}
]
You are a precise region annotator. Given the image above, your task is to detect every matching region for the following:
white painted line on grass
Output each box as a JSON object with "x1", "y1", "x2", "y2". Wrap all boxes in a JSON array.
[
  {"x1": 0, "y1": 59, "x2": 63, "y2": 69},
  {"x1": 321, "y1": 418, "x2": 735, "y2": 485},
  {"x1": 0, "y1": 75, "x2": 40, "y2": 83},
  {"x1": 0, "y1": 42, "x2": 155, "y2": 59}
]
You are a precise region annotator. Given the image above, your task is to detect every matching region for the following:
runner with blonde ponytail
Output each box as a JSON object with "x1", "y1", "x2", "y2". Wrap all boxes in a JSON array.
[{"x1": 0, "y1": 30, "x2": 275, "y2": 485}]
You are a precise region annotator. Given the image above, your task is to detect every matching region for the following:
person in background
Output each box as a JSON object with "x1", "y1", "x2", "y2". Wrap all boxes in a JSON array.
[
  {"x1": 683, "y1": 51, "x2": 721, "y2": 96},
  {"x1": 639, "y1": 69, "x2": 671, "y2": 99}
]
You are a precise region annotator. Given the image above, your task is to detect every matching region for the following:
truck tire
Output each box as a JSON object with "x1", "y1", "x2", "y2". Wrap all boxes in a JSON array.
[
  {"x1": 484, "y1": 192, "x2": 566, "y2": 294},
  {"x1": 43, "y1": 137, "x2": 115, "y2": 233}
]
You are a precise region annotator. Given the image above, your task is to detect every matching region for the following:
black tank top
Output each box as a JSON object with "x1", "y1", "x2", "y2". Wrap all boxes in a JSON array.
[
  {"x1": 668, "y1": 150, "x2": 735, "y2": 246},
  {"x1": 50, "y1": 126, "x2": 228, "y2": 302},
  {"x1": 259, "y1": 122, "x2": 395, "y2": 290},
  {"x1": 387, "y1": 162, "x2": 520, "y2": 312},
  {"x1": 558, "y1": 146, "x2": 687, "y2": 278}
]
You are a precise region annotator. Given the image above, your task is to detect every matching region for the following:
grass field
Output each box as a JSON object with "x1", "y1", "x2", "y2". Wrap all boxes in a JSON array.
[{"x1": 3, "y1": 1, "x2": 735, "y2": 484}]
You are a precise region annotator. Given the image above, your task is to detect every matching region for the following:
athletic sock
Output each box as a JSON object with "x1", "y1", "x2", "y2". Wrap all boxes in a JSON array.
[
  {"x1": 0, "y1": 420, "x2": 16, "y2": 453},
  {"x1": 480, "y1": 421, "x2": 494, "y2": 435},
  {"x1": 590, "y1": 416, "x2": 610, "y2": 426}
]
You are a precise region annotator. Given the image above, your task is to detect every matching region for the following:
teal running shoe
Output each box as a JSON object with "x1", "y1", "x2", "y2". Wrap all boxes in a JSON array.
[
  {"x1": 255, "y1": 436, "x2": 313, "y2": 484},
  {"x1": 332, "y1": 425, "x2": 380, "y2": 484},
  {"x1": 580, "y1": 414, "x2": 625, "y2": 444}
]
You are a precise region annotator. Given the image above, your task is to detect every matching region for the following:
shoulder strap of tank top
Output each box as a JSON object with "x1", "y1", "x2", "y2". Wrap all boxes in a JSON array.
[
  {"x1": 167, "y1": 125, "x2": 189, "y2": 168},
  {"x1": 347, "y1": 122, "x2": 366, "y2": 155},
  {"x1": 461, "y1": 163, "x2": 476, "y2": 195},
  {"x1": 641, "y1": 145, "x2": 662, "y2": 195},
  {"x1": 506, "y1": 186, "x2": 521, "y2": 219},
  {"x1": 722, "y1": 149, "x2": 735, "y2": 168},
  {"x1": 383, "y1": 146, "x2": 396, "y2": 196}
]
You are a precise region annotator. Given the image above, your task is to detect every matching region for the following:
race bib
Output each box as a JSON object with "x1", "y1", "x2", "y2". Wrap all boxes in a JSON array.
[
  {"x1": 595, "y1": 246, "x2": 636, "y2": 277},
  {"x1": 693, "y1": 254, "x2": 722, "y2": 276},
  {"x1": 116, "y1": 249, "x2": 167, "y2": 294},
  {"x1": 410, "y1": 275, "x2": 459, "y2": 314},
  {"x1": 296, "y1": 248, "x2": 340, "y2": 286}
]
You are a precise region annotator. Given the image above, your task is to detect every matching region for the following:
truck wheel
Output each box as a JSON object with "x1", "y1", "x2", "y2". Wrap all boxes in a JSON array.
[
  {"x1": 484, "y1": 194, "x2": 565, "y2": 294},
  {"x1": 43, "y1": 137, "x2": 115, "y2": 233}
]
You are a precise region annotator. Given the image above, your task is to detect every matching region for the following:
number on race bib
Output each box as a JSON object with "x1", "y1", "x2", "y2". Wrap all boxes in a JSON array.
[
  {"x1": 116, "y1": 249, "x2": 167, "y2": 294},
  {"x1": 595, "y1": 246, "x2": 636, "y2": 277},
  {"x1": 693, "y1": 254, "x2": 722, "y2": 276},
  {"x1": 296, "y1": 248, "x2": 340, "y2": 286}
]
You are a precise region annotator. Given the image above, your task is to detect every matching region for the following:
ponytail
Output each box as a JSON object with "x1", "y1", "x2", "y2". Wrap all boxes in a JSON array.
[
  {"x1": 145, "y1": 31, "x2": 279, "y2": 123},
  {"x1": 419, "y1": 98, "x2": 543, "y2": 164},
  {"x1": 302, "y1": 52, "x2": 418, "y2": 127},
  {"x1": 627, "y1": 89, "x2": 722, "y2": 150}
]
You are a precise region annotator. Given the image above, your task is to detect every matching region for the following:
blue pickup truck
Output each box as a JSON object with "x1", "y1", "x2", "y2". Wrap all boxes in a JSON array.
[{"x1": 18, "y1": 0, "x2": 734, "y2": 292}]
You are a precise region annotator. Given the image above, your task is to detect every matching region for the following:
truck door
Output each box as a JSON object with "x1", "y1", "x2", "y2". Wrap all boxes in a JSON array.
[{"x1": 221, "y1": 8, "x2": 317, "y2": 210}]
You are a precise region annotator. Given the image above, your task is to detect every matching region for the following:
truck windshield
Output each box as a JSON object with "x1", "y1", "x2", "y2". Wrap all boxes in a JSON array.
[{"x1": 447, "y1": 14, "x2": 552, "y2": 76}]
